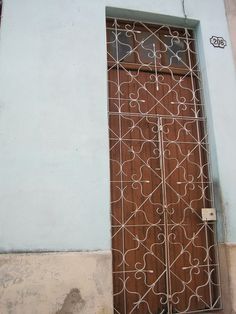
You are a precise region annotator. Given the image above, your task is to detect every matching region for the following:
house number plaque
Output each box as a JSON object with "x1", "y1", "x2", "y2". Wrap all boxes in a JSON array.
[{"x1": 210, "y1": 36, "x2": 227, "y2": 48}]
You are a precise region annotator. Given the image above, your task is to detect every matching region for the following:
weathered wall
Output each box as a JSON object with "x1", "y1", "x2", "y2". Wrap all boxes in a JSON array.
[
  {"x1": 224, "y1": 1, "x2": 236, "y2": 312},
  {"x1": 0, "y1": 251, "x2": 113, "y2": 314},
  {"x1": 225, "y1": 0, "x2": 236, "y2": 66},
  {"x1": 217, "y1": 244, "x2": 232, "y2": 314},
  {"x1": 225, "y1": 244, "x2": 236, "y2": 313}
]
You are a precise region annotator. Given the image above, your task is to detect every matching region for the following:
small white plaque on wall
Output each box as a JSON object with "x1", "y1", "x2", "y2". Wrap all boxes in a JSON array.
[{"x1": 201, "y1": 208, "x2": 217, "y2": 221}]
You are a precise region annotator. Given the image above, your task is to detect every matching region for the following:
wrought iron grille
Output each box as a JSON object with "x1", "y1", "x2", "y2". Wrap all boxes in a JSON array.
[{"x1": 107, "y1": 18, "x2": 221, "y2": 314}]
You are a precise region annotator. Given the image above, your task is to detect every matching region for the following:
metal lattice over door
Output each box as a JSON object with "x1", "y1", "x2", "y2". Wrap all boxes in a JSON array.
[{"x1": 106, "y1": 18, "x2": 222, "y2": 314}]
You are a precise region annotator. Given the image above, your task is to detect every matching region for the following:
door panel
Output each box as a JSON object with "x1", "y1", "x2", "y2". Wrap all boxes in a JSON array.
[{"x1": 107, "y1": 19, "x2": 221, "y2": 314}]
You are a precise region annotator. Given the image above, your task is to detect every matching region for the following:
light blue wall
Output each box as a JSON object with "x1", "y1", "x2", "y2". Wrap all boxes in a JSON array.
[
  {"x1": 0, "y1": 0, "x2": 235, "y2": 251},
  {"x1": 0, "y1": 0, "x2": 110, "y2": 250}
]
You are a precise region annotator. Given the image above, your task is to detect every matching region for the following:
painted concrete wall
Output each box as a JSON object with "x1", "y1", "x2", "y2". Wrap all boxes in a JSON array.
[
  {"x1": 0, "y1": 0, "x2": 236, "y2": 313},
  {"x1": 221, "y1": 2, "x2": 236, "y2": 313},
  {"x1": 0, "y1": 0, "x2": 110, "y2": 251},
  {"x1": 0, "y1": 251, "x2": 113, "y2": 314},
  {"x1": 0, "y1": 0, "x2": 236, "y2": 251},
  {"x1": 225, "y1": 0, "x2": 236, "y2": 66}
]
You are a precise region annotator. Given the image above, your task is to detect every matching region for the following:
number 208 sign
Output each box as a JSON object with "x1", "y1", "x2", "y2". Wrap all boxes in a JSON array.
[{"x1": 210, "y1": 36, "x2": 227, "y2": 48}]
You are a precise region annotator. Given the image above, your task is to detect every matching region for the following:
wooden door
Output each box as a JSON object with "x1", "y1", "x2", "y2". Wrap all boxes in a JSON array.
[{"x1": 107, "y1": 19, "x2": 221, "y2": 314}]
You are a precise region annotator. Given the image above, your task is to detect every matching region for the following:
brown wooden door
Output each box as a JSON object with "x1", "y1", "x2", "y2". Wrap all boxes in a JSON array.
[{"x1": 107, "y1": 19, "x2": 221, "y2": 314}]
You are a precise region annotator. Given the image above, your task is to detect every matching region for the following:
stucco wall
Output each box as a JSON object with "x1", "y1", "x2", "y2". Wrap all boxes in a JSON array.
[
  {"x1": 0, "y1": 251, "x2": 113, "y2": 314},
  {"x1": 0, "y1": 0, "x2": 236, "y2": 312},
  {"x1": 0, "y1": 0, "x2": 110, "y2": 251},
  {"x1": 0, "y1": 0, "x2": 235, "y2": 249},
  {"x1": 225, "y1": 0, "x2": 236, "y2": 66},
  {"x1": 224, "y1": 2, "x2": 236, "y2": 311}
]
